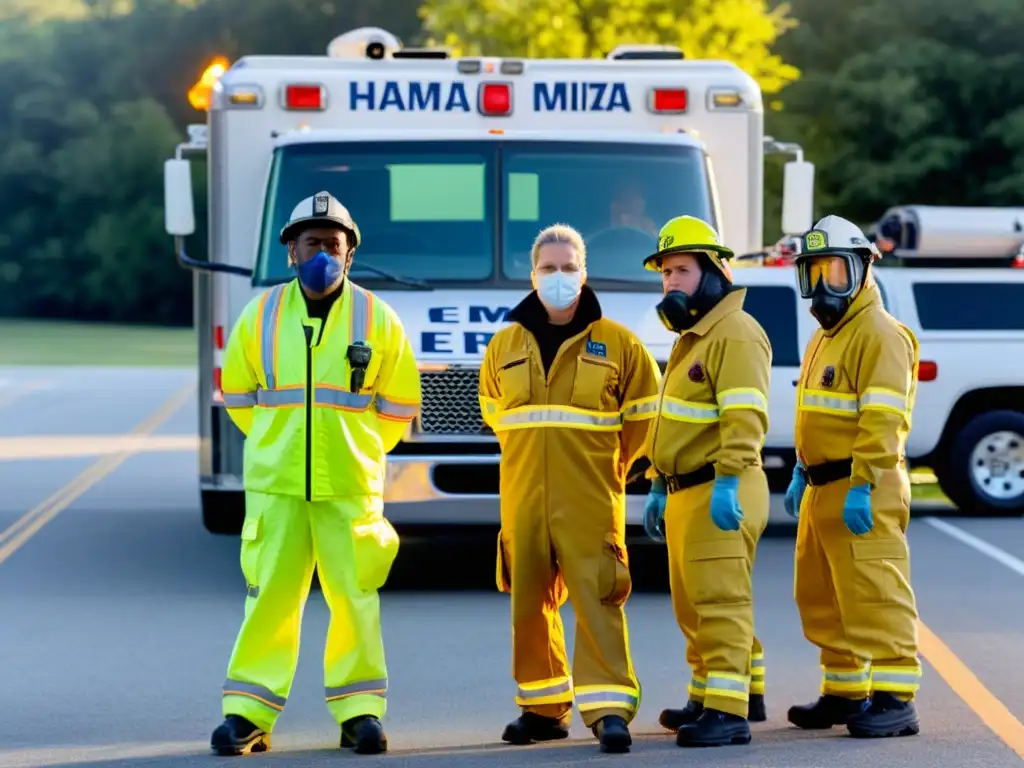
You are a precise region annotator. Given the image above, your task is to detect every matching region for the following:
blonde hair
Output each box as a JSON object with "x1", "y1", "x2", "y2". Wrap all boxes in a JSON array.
[{"x1": 530, "y1": 223, "x2": 587, "y2": 269}]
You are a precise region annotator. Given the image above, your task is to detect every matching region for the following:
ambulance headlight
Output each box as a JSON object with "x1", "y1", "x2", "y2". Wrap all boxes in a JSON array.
[{"x1": 367, "y1": 41, "x2": 385, "y2": 60}]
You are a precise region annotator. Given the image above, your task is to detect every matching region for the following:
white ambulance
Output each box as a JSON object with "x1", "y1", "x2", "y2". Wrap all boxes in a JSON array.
[{"x1": 163, "y1": 27, "x2": 817, "y2": 535}]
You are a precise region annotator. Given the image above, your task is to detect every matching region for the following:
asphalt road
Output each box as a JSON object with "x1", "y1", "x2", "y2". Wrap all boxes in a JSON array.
[{"x1": 1, "y1": 365, "x2": 1023, "y2": 767}]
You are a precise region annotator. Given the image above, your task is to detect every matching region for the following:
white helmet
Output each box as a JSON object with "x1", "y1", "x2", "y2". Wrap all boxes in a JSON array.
[
  {"x1": 793, "y1": 215, "x2": 879, "y2": 299},
  {"x1": 278, "y1": 191, "x2": 361, "y2": 247}
]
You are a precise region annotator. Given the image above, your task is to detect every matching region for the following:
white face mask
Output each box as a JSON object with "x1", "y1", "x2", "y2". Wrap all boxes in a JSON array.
[{"x1": 536, "y1": 271, "x2": 582, "y2": 310}]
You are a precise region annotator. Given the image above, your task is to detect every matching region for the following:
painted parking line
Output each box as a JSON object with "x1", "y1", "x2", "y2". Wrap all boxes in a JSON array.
[{"x1": 0, "y1": 382, "x2": 195, "y2": 564}]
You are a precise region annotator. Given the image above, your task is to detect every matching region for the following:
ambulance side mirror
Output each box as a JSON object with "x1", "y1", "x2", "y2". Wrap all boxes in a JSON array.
[
  {"x1": 781, "y1": 159, "x2": 815, "y2": 236},
  {"x1": 164, "y1": 159, "x2": 196, "y2": 237}
]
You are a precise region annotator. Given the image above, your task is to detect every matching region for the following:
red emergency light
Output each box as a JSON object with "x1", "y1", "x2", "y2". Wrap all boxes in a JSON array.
[
  {"x1": 479, "y1": 83, "x2": 513, "y2": 116},
  {"x1": 284, "y1": 84, "x2": 326, "y2": 110},
  {"x1": 649, "y1": 88, "x2": 688, "y2": 113},
  {"x1": 918, "y1": 361, "x2": 938, "y2": 382}
]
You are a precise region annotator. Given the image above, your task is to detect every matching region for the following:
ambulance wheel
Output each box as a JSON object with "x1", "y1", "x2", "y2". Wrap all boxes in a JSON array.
[
  {"x1": 938, "y1": 410, "x2": 1024, "y2": 516},
  {"x1": 201, "y1": 490, "x2": 245, "y2": 535}
]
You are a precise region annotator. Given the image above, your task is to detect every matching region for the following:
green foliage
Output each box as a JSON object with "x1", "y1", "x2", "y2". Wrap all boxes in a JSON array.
[
  {"x1": 770, "y1": 0, "x2": 1024, "y2": 222},
  {"x1": 420, "y1": 0, "x2": 800, "y2": 95}
]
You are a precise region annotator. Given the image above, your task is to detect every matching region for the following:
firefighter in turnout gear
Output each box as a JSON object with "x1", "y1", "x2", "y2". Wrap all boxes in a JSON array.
[
  {"x1": 641, "y1": 215, "x2": 771, "y2": 748},
  {"x1": 478, "y1": 224, "x2": 662, "y2": 754},
  {"x1": 210, "y1": 192, "x2": 421, "y2": 756},
  {"x1": 785, "y1": 215, "x2": 922, "y2": 739}
]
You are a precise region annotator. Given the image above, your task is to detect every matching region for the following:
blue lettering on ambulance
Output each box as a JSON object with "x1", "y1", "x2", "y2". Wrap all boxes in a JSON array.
[
  {"x1": 468, "y1": 305, "x2": 510, "y2": 323},
  {"x1": 349, "y1": 81, "x2": 471, "y2": 112},
  {"x1": 533, "y1": 82, "x2": 631, "y2": 113},
  {"x1": 421, "y1": 305, "x2": 510, "y2": 355},
  {"x1": 428, "y1": 307, "x2": 459, "y2": 323}
]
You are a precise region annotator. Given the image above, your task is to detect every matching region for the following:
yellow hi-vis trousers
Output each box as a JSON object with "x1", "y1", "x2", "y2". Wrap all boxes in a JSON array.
[
  {"x1": 496, "y1": 503, "x2": 640, "y2": 728},
  {"x1": 221, "y1": 491, "x2": 400, "y2": 732},
  {"x1": 664, "y1": 466, "x2": 769, "y2": 718},
  {"x1": 795, "y1": 479, "x2": 922, "y2": 701}
]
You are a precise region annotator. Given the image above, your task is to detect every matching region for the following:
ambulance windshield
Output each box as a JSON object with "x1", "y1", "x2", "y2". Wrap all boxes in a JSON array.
[{"x1": 255, "y1": 140, "x2": 715, "y2": 288}]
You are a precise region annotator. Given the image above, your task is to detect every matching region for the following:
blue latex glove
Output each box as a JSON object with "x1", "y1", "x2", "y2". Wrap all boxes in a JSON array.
[
  {"x1": 784, "y1": 463, "x2": 807, "y2": 519},
  {"x1": 644, "y1": 476, "x2": 667, "y2": 543},
  {"x1": 843, "y1": 484, "x2": 874, "y2": 535},
  {"x1": 710, "y1": 474, "x2": 743, "y2": 531}
]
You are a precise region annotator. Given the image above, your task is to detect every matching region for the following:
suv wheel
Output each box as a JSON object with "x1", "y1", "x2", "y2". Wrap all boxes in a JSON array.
[{"x1": 938, "y1": 410, "x2": 1024, "y2": 516}]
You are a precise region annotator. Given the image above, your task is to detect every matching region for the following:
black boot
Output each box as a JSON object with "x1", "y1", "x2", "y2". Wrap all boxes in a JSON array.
[
  {"x1": 748, "y1": 693, "x2": 767, "y2": 723},
  {"x1": 676, "y1": 708, "x2": 751, "y2": 747},
  {"x1": 846, "y1": 692, "x2": 920, "y2": 738},
  {"x1": 592, "y1": 715, "x2": 631, "y2": 753},
  {"x1": 210, "y1": 715, "x2": 270, "y2": 756},
  {"x1": 340, "y1": 715, "x2": 388, "y2": 754},
  {"x1": 501, "y1": 712, "x2": 570, "y2": 745},
  {"x1": 659, "y1": 700, "x2": 704, "y2": 730},
  {"x1": 787, "y1": 694, "x2": 870, "y2": 729}
]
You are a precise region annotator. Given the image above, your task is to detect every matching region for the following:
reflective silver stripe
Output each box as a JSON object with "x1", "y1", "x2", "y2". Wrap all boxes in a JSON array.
[
  {"x1": 623, "y1": 399, "x2": 658, "y2": 419},
  {"x1": 496, "y1": 408, "x2": 622, "y2": 430},
  {"x1": 860, "y1": 391, "x2": 907, "y2": 412},
  {"x1": 317, "y1": 388, "x2": 373, "y2": 409},
  {"x1": 246, "y1": 585, "x2": 259, "y2": 598},
  {"x1": 256, "y1": 388, "x2": 305, "y2": 406},
  {"x1": 260, "y1": 285, "x2": 286, "y2": 390},
  {"x1": 517, "y1": 679, "x2": 573, "y2": 700},
  {"x1": 871, "y1": 669, "x2": 921, "y2": 685},
  {"x1": 325, "y1": 678, "x2": 387, "y2": 701},
  {"x1": 576, "y1": 690, "x2": 639, "y2": 708},
  {"x1": 223, "y1": 679, "x2": 287, "y2": 709},
  {"x1": 688, "y1": 677, "x2": 706, "y2": 693},
  {"x1": 717, "y1": 389, "x2": 767, "y2": 411},
  {"x1": 824, "y1": 669, "x2": 870, "y2": 682},
  {"x1": 374, "y1": 393, "x2": 418, "y2": 419},
  {"x1": 661, "y1": 399, "x2": 719, "y2": 421},
  {"x1": 751, "y1": 656, "x2": 765, "y2": 669},
  {"x1": 801, "y1": 393, "x2": 859, "y2": 414},
  {"x1": 349, "y1": 283, "x2": 370, "y2": 343},
  {"x1": 223, "y1": 392, "x2": 257, "y2": 408},
  {"x1": 706, "y1": 674, "x2": 749, "y2": 694}
]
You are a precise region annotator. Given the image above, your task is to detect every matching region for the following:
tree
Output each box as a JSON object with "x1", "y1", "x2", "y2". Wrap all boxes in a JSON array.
[
  {"x1": 419, "y1": 0, "x2": 800, "y2": 95},
  {"x1": 771, "y1": 0, "x2": 1024, "y2": 222}
]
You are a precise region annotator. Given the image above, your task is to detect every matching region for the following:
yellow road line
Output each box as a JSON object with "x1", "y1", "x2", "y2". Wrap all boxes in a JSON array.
[
  {"x1": 0, "y1": 382, "x2": 196, "y2": 566},
  {"x1": 0, "y1": 379, "x2": 48, "y2": 410},
  {"x1": 918, "y1": 620, "x2": 1024, "y2": 759}
]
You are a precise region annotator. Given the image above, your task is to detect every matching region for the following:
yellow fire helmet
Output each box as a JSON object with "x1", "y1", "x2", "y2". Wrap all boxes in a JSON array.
[{"x1": 643, "y1": 215, "x2": 735, "y2": 283}]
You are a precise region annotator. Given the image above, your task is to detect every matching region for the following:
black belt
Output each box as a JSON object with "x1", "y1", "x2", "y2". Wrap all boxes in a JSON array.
[
  {"x1": 801, "y1": 458, "x2": 853, "y2": 487},
  {"x1": 663, "y1": 463, "x2": 716, "y2": 494}
]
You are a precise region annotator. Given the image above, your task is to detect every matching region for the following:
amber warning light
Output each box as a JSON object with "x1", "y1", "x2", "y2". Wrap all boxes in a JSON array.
[{"x1": 188, "y1": 56, "x2": 231, "y2": 111}]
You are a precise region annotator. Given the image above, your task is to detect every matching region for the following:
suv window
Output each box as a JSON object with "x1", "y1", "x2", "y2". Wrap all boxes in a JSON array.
[
  {"x1": 742, "y1": 286, "x2": 800, "y2": 367},
  {"x1": 913, "y1": 283, "x2": 1024, "y2": 330}
]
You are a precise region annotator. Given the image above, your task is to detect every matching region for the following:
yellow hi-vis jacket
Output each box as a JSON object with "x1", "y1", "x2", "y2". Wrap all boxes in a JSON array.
[
  {"x1": 646, "y1": 289, "x2": 772, "y2": 479},
  {"x1": 795, "y1": 281, "x2": 919, "y2": 489},
  {"x1": 478, "y1": 299, "x2": 662, "y2": 522},
  {"x1": 220, "y1": 278, "x2": 421, "y2": 500}
]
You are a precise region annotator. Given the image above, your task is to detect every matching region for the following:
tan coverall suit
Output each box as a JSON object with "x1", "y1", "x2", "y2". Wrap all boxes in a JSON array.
[
  {"x1": 794, "y1": 282, "x2": 923, "y2": 700},
  {"x1": 478, "y1": 287, "x2": 662, "y2": 728},
  {"x1": 647, "y1": 288, "x2": 771, "y2": 718}
]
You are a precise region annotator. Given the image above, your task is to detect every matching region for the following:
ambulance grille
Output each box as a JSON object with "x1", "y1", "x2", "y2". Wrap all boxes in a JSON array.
[{"x1": 417, "y1": 368, "x2": 492, "y2": 437}]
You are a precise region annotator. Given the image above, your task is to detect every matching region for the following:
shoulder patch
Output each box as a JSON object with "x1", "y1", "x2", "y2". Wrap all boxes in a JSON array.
[{"x1": 586, "y1": 340, "x2": 607, "y2": 358}]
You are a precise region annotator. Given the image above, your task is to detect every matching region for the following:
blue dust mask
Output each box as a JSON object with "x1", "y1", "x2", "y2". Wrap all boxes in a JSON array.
[{"x1": 296, "y1": 251, "x2": 343, "y2": 294}]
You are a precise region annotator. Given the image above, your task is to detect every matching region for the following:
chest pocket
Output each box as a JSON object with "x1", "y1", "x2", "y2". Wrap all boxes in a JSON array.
[
  {"x1": 570, "y1": 355, "x2": 619, "y2": 411},
  {"x1": 497, "y1": 353, "x2": 533, "y2": 410}
]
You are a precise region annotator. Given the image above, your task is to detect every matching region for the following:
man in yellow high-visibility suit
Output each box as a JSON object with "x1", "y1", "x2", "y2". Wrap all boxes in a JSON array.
[
  {"x1": 640, "y1": 215, "x2": 771, "y2": 748},
  {"x1": 478, "y1": 224, "x2": 662, "y2": 754},
  {"x1": 784, "y1": 215, "x2": 922, "y2": 739},
  {"x1": 210, "y1": 191, "x2": 421, "y2": 756}
]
